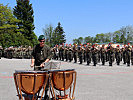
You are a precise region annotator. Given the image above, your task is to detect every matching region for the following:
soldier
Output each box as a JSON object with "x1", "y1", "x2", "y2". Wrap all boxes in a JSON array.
[
  {"x1": 125, "y1": 43, "x2": 131, "y2": 66},
  {"x1": 115, "y1": 45, "x2": 121, "y2": 65},
  {"x1": 30, "y1": 35, "x2": 53, "y2": 99},
  {"x1": 78, "y1": 44, "x2": 83, "y2": 64},
  {"x1": 107, "y1": 43, "x2": 114, "y2": 66},
  {"x1": 131, "y1": 45, "x2": 133, "y2": 65},
  {"x1": 83, "y1": 44, "x2": 87, "y2": 62},
  {"x1": 68, "y1": 44, "x2": 73, "y2": 62},
  {"x1": 60, "y1": 43, "x2": 65, "y2": 61},
  {"x1": 100, "y1": 44, "x2": 106, "y2": 65},
  {"x1": 86, "y1": 43, "x2": 92, "y2": 65},
  {"x1": 122, "y1": 45, "x2": 127, "y2": 64},
  {"x1": 73, "y1": 43, "x2": 78, "y2": 63},
  {"x1": 7, "y1": 46, "x2": 14, "y2": 59},
  {"x1": 0, "y1": 46, "x2": 3, "y2": 59},
  {"x1": 64, "y1": 44, "x2": 69, "y2": 61},
  {"x1": 91, "y1": 44, "x2": 98, "y2": 66}
]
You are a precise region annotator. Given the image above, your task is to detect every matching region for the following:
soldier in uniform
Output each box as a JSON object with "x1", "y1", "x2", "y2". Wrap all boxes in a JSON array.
[
  {"x1": 0, "y1": 46, "x2": 3, "y2": 59},
  {"x1": 78, "y1": 44, "x2": 84, "y2": 64},
  {"x1": 125, "y1": 43, "x2": 131, "y2": 66},
  {"x1": 83, "y1": 44, "x2": 87, "y2": 62},
  {"x1": 60, "y1": 43, "x2": 65, "y2": 61},
  {"x1": 91, "y1": 44, "x2": 98, "y2": 66},
  {"x1": 64, "y1": 44, "x2": 69, "y2": 61},
  {"x1": 122, "y1": 45, "x2": 127, "y2": 64},
  {"x1": 131, "y1": 45, "x2": 133, "y2": 65},
  {"x1": 68, "y1": 44, "x2": 73, "y2": 62},
  {"x1": 107, "y1": 43, "x2": 114, "y2": 66},
  {"x1": 30, "y1": 35, "x2": 53, "y2": 99},
  {"x1": 73, "y1": 43, "x2": 78, "y2": 63},
  {"x1": 100, "y1": 44, "x2": 106, "y2": 65},
  {"x1": 86, "y1": 43, "x2": 92, "y2": 65},
  {"x1": 115, "y1": 45, "x2": 121, "y2": 65}
]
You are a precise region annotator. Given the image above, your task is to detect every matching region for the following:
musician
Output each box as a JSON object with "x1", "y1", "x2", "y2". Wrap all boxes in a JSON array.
[
  {"x1": 100, "y1": 44, "x2": 106, "y2": 65},
  {"x1": 73, "y1": 43, "x2": 78, "y2": 63},
  {"x1": 83, "y1": 44, "x2": 87, "y2": 62},
  {"x1": 122, "y1": 45, "x2": 127, "y2": 64},
  {"x1": 30, "y1": 35, "x2": 53, "y2": 99},
  {"x1": 64, "y1": 44, "x2": 69, "y2": 61},
  {"x1": 131, "y1": 45, "x2": 133, "y2": 65},
  {"x1": 91, "y1": 44, "x2": 98, "y2": 66},
  {"x1": 115, "y1": 45, "x2": 121, "y2": 65},
  {"x1": 78, "y1": 44, "x2": 84, "y2": 64},
  {"x1": 125, "y1": 43, "x2": 131, "y2": 66},
  {"x1": 30, "y1": 35, "x2": 53, "y2": 70},
  {"x1": 86, "y1": 43, "x2": 92, "y2": 65},
  {"x1": 107, "y1": 43, "x2": 114, "y2": 66}
]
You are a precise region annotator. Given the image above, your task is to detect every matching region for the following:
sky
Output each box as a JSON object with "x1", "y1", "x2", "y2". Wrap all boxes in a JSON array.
[{"x1": 1, "y1": 0, "x2": 133, "y2": 43}]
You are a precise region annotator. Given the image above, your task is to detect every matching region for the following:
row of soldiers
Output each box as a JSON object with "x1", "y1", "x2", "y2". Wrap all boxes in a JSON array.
[
  {"x1": 52, "y1": 43, "x2": 133, "y2": 66},
  {"x1": 0, "y1": 46, "x2": 33, "y2": 59}
]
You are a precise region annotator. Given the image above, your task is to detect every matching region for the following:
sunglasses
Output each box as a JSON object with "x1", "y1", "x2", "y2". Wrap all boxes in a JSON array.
[{"x1": 39, "y1": 40, "x2": 45, "y2": 43}]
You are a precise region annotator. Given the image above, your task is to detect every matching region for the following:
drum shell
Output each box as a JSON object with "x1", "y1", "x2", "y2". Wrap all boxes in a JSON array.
[
  {"x1": 51, "y1": 70, "x2": 75, "y2": 91},
  {"x1": 15, "y1": 72, "x2": 47, "y2": 95}
]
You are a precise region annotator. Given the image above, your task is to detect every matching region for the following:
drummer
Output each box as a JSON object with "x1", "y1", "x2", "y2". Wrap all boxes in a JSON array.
[
  {"x1": 30, "y1": 35, "x2": 53, "y2": 99},
  {"x1": 30, "y1": 35, "x2": 53, "y2": 70}
]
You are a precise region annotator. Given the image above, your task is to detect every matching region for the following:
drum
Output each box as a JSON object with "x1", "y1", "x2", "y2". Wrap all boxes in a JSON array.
[
  {"x1": 49, "y1": 69, "x2": 77, "y2": 100},
  {"x1": 14, "y1": 70, "x2": 49, "y2": 100}
]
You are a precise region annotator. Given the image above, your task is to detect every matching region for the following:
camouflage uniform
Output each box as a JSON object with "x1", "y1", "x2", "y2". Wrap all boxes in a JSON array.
[
  {"x1": 78, "y1": 45, "x2": 83, "y2": 64},
  {"x1": 125, "y1": 45, "x2": 131, "y2": 66},
  {"x1": 68, "y1": 45, "x2": 73, "y2": 62},
  {"x1": 73, "y1": 44, "x2": 78, "y2": 63},
  {"x1": 107, "y1": 45, "x2": 114, "y2": 66},
  {"x1": 115, "y1": 46, "x2": 121, "y2": 65},
  {"x1": 31, "y1": 44, "x2": 53, "y2": 70},
  {"x1": 91, "y1": 45, "x2": 98, "y2": 66},
  {"x1": 100, "y1": 45, "x2": 106, "y2": 65},
  {"x1": 86, "y1": 45, "x2": 91, "y2": 65},
  {"x1": 131, "y1": 46, "x2": 133, "y2": 65},
  {"x1": 0, "y1": 46, "x2": 3, "y2": 59}
]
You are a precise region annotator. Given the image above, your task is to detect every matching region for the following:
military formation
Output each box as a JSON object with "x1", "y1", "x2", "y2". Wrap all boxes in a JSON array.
[
  {"x1": 0, "y1": 46, "x2": 33, "y2": 59},
  {"x1": 52, "y1": 43, "x2": 133, "y2": 67},
  {"x1": 0, "y1": 43, "x2": 133, "y2": 67}
]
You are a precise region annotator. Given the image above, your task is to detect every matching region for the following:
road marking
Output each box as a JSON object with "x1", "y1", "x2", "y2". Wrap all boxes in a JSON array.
[
  {"x1": 0, "y1": 76, "x2": 13, "y2": 78},
  {"x1": 79, "y1": 71, "x2": 133, "y2": 76}
]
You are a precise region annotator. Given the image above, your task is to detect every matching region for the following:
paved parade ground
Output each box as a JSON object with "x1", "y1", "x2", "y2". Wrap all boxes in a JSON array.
[{"x1": 0, "y1": 58, "x2": 133, "y2": 100}]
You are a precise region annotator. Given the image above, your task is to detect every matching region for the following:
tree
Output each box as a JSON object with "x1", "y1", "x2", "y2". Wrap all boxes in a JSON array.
[
  {"x1": 43, "y1": 24, "x2": 54, "y2": 47},
  {"x1": 0, "y1": 4, "x2": 31, "y2": 48},
  {"x1": 13, "y1": 0, "x2": 37, "y2": 46},
  {"x1": 113, "y1": 31, "x2": 120, "y2": 43},
  {"x1": 52, "y1": 22, "x2": 66, "y2": 45}
]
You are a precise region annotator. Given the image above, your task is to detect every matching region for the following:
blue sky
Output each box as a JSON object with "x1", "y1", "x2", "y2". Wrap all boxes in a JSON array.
[{"x1": 1, "y1": 0, "x2": 133, "y2": 43}]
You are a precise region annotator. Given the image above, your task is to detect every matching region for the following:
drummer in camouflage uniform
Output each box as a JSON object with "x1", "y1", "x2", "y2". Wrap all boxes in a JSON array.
[
  {"x1": 31, "y1": 35, "x2": 53, "y2": 70},
  {"x1": 30, "y1": 35, "x2": 53, "y2": 99}
]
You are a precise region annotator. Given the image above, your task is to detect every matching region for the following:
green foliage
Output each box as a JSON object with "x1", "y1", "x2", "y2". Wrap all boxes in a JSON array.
[
  {"x1": 53, "y1": 22, "x2": 66, "y2": 45},
  {"x1": 43, "y1": 24, "x2": 54, "y2": 47},
  {"x1": 73, "y1": 25, "x2": 133, "y2": 44},
  {"x1": 13, "y1": 0, "x2": 38, "y2": 46},
  {"x1": 0, "y1": 3, "x2": 37, "y2": 48}
]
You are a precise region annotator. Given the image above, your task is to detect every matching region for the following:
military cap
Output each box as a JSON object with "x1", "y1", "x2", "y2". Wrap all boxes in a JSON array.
[{"x1": 38, "y1": 35, "x2": 45, "y2": 40}]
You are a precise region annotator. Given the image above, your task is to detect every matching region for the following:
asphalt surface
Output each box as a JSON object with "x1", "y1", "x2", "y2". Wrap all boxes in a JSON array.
[{"x1": 0, "y1": 58, "x2": 133, "y2": 100}]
